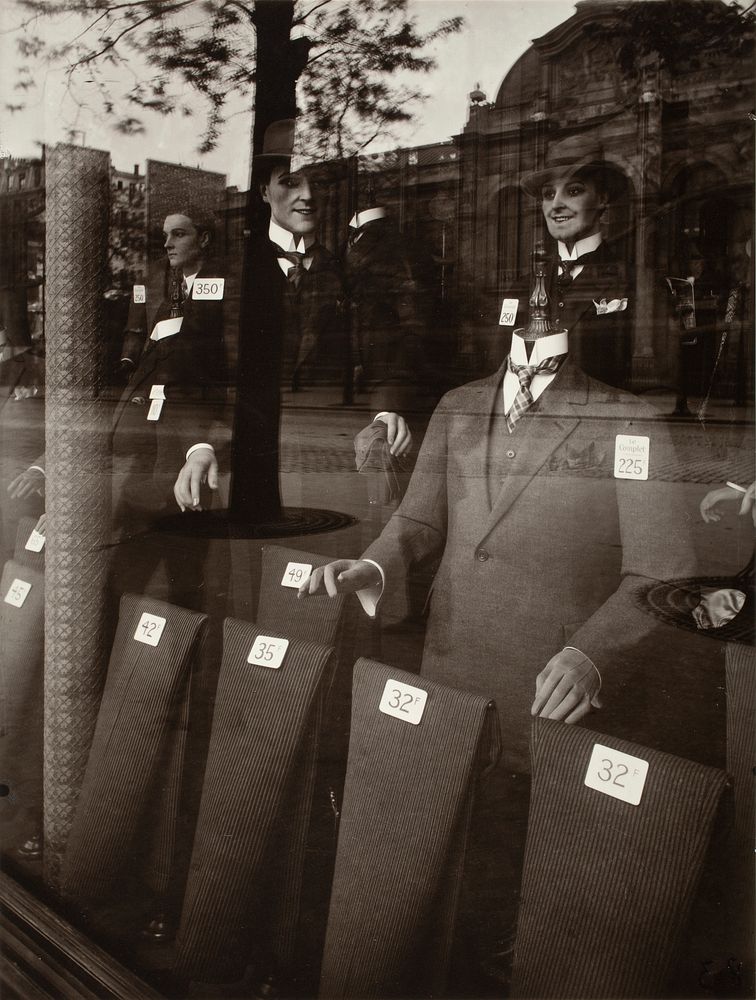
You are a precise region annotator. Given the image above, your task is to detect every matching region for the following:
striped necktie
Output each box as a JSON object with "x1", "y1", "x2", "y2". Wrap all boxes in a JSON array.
[
  {"x1": 506, "y1": 354, "x2": 566, "y2": 433},
  {"x1": 273, "y1": 246, "x2": 307, "y2": 289}
]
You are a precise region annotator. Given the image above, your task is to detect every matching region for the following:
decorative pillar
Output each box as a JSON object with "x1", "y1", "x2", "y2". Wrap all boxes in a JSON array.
[{"x1": 43, "y1": 144, "x2": 112, "y2": 887}]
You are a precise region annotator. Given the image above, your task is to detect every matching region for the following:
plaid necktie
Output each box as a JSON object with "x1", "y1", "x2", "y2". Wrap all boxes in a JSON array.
[
  {"x1": 506, "y1": 353, "x2": 566, "y2": 432},
  {"x1": 274, "y1": 246, "x2": 307, "y2": 289}
]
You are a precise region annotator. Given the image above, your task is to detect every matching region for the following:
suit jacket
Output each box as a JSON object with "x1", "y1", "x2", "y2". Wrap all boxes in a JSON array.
[
  {"x1": 363, "y1": 359, "x2": 696, "y2": 771},
  {"x1": 546, "y1": 239, "x2": 632, "y2": 389},
  {"x1": 111, "y1": 268, "x2": 227, "y2": 529},
  {"x1": 343, "y1": 219, "x2": 429, "y2": 389}
]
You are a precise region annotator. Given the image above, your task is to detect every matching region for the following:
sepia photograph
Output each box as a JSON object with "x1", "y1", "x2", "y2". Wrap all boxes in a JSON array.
[{"x1": 0, "y1": 0, "x2": 753, "y2": 997}]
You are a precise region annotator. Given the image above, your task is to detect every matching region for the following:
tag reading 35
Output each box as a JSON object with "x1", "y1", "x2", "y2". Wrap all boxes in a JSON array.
[
  {"x1": 584, "y1": 742, "x2": 649, "y2": 806},
  {"x1": 379, "y1": 678, "x2": 427, "y2": 725},
  {"x1": 247, "y1": 635, "x2": 289, "y2": 669},
  {"x1": 281, "y1": 562, "x2": 312, "y2": 588}
]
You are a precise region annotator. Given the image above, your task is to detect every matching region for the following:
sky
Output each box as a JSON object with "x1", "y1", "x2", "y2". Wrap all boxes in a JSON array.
[{"x1": 0, "y1": 0, "x2": 576, "y2": 190}]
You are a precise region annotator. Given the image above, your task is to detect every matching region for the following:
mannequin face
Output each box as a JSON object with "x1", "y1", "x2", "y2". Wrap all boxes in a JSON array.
[
  {"x1": 261, "y1": 165, "x2": 323, "y2": 237},
  {"x1": 163, "y1": 214, "x2": 208, "y2": 275},
  {"x1": 541, "y1": 176, "x2": 607, "y2": 249}
]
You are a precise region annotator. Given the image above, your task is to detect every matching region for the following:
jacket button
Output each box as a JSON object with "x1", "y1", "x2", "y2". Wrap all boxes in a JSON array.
[
  {"x1": 476, "y1": 549, "x2": 490, "y2": 562},
  {"x1": 506, "y1": 449, "x2": 516, "y2": 458},
  {"x1": 558, "y1": 301, "x2": 564, "y2": 308}
]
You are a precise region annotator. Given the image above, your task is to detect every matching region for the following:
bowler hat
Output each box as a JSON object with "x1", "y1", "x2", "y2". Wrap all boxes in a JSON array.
[
  {"x1": 256, "y1": 118, "x2": 319, "y2": 174},
  {"x1": 520, "y1": 134, "x2": 624, "y2": 201}
]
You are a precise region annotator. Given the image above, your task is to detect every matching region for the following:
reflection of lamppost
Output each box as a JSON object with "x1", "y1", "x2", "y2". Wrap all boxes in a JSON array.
[{"x1": 429, "y1": 193, "x2": 455, "y2": 302}]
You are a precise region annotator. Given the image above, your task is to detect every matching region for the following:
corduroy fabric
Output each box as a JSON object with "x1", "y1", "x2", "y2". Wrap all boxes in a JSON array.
[
  {"x1": 172, "y1": 618, "x2": 335, "y2": 984},
  {"x1": 725, "y1": 641, "x2": 754, "y2": 848},
  {"x1": 13, "y1": 517, "x2": 46, "y2": 573},
  {"x1": 257, "y1": 544, "x2": 346, "y2": 645},
  {"x1": 318, "y1": 657, "x2": 501, "y2": 999},
  {"x1": 0, "y1": 561, "x2": 44, "y2": 830},
  {"x1": 510, "y1": 717, "x2": 728, "y2": 999},
  {"x1": 256, "y1": 544, "x2": 348, "y2": 969},
  {"x1": 60, "y1": 594, "x2": 208, "y2": 903}
]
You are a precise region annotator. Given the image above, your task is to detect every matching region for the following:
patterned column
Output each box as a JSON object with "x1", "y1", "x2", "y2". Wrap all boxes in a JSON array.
[{"x1": 43, "y1": 144, "x2": 112, "y2": 887}]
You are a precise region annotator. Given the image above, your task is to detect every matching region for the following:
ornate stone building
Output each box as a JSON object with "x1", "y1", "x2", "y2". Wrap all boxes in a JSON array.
[{"x1": 455, "y1": 0, "x2": 754, "y2": 392}]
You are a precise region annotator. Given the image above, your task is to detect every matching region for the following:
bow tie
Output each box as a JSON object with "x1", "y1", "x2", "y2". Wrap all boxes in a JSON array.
[
  {"x1": 273, "y1": 245, "x2": 310, "y2": 288},
  {"x1": 557, "y1": 253, "x2": 593, "y2": 285}
]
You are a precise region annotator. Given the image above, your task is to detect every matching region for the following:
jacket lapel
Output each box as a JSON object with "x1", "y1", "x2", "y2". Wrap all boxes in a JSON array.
[{"x1": 477, "y1": 361, "x2": 588, "y2": 541}]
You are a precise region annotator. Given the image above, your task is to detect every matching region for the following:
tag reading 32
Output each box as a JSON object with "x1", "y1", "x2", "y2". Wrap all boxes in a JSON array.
[
  {"x1": 379, "y1": 678, "x2": 427, "y2": 725},
  {"x1": 25, "y1": 529, "x2": 45, "y2": 552},
  {"x1": 247, "y1": 635, "x2": 289, "y2": 669},
  {"x1": 584, "y1": 742, "x2": 649, "y2": 806},
  {"x1": 281, "y1": 562, "x2": 312, "y2": 589},
  {"x1": 134, "y1": 612, "x2": 167, "y2": 646}
]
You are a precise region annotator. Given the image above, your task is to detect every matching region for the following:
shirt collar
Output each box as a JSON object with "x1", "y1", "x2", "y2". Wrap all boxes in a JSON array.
[
  {"x1": 510, "y1": 330, "x2": 569, "y2": 365},
  {"x1": 269, "y1": 219, "x2": 316, "y2": 255},
  {"x1": 348, "y1": 206, "x2": 386, "y2": 229},
  {"x1": 558, "y1": 232, "x2": 602, "y2": 261},
  {"x1": 182, "y1": 271, "x2": 199, "y2": 293}
]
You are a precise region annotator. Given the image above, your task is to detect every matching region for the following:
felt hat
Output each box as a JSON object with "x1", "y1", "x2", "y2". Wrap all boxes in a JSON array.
[
  {"x1": 256, "y1": 118, "x2": 319, "y2": 174},
  {"x1": 520, "y1": 134, "x2": 624, "y2": 201}
]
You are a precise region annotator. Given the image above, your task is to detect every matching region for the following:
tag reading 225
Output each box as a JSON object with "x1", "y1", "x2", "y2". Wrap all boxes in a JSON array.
[{"x1": 379, "y1": 678, "x2": 427, "y2": 725}]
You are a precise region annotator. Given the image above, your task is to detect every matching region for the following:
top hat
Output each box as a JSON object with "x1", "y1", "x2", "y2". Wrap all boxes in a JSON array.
[
  {"x1": 520, "y1": 134, "x2": 624, "y2": 201},
  {"x1": 256, "y1": 119, "x2": 319, "y2": 174}
]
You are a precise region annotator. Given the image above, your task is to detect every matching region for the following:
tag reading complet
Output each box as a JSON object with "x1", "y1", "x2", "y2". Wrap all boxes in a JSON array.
[
  {"x1": 498, "y1": 298, "x2": 519, "y2": 326},
  {"x1": 133, "y1": 284, "x2": 146, "y2": 304},
  {"x1": 584, "y1": 742, "x2": 649, "y2": 806},
  {"x1": 379, "y1": 678, "x2": 427, "y2": 725},
  {"x1": 25, "y1": 529, "x2": 45, "y2": 552},
  {"x1": 614, "y1": 434, "x2": 649, "y2": 480},
  {"x1": 192, "y1": 278, "x2": 225, "y2": 301},
  {"x1": 146, "y1": 398, "x2": 164, "y2": 422},
  {"x1": 281, "y1": 562, "x2": 312, "y2": 589},
  {"x1": 247, "y1": 635, "x2": 289, "y2": 669},
  {"x1": 4, "y1": 578, "x2": 31, "y2": 608},
  {"x1": 134, "y1": 612, "x2": 167, "y2": 646}
]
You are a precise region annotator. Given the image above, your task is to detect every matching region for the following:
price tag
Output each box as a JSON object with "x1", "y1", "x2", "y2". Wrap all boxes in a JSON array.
[
  {"x1": 614, "y1": 434, "x2": 649, "y2": 480},
  {"x1": 247, "y1": 635, "x2": 289, "y2": 669},
  {"x1": 133, "y1": 284, "x2": 146, "y2": 304},
  {"x1": 281, "y1": 562, "x2": 312, "y2": 588},
  {"x1": 498, "y1": 298, "x2": 519, "y2": 326},
  {"x1": 25, "y1": 529, "x2": 45, "y2": 552},
  {"x1": 4, "y1": 578, "x2": 31, "y2": 608},
  {"x1": 146, "y1": 398, "x2": 164, "y2": 421},
  {"x1": 134, "y1": 612, "x2": 167, "y2": 646},
  {"x1": 379, "y1": 678, "x2": 427, "y2": 725},
  {"x1": 149, "y1": 384, "x2": 165, "y2": 400},
  {"x1": 584, "y1": 742, "x2": 649, "y2": 806},
  {"x1": 192, "y1": 278, "x2": 225, "y2": 301}
]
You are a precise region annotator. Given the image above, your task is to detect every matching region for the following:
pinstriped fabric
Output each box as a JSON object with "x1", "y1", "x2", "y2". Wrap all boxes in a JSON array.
[
  {"x1": 141, "y1": 668, "x2": 193, "y2": 896},
  {"x1": 510, "y1": 718, "x2": 728, "y2": 999},
  {"x1": 60, "y1": 594, "x2": 208, "y2": 902},
  {"x1": 319, "y1": 658, "x2": 501, "y2": 999},
  {"x1": 725, "y1": 642, "x2": 755, "y2": 847},
  {"x1": 13, "y1": 517, "x2": 46, "y2": 573},
  {"x1": 173, "y1": 617, "x2": 335, "y2": 984},
  {"x1": 257, "y1": 544, "x2": 346, "y2": 645},
  {"x1": 256, "y1": 545, "x2": 347, "y2": 972},
  {"x1": 0, "y1": 561, "x2": 44, "y2": 828}
]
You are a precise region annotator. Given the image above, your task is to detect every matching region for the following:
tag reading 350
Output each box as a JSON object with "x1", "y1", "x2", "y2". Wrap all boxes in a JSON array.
[
  {"x1": 584, "y1": 742, "x2": 649, "y2": 806},
  {"x1": 192, "y1": 278, "x2": 225, "y2": 300},
  {"x1": 379, "y1": 678, "x2": 427, "y2": 725}
]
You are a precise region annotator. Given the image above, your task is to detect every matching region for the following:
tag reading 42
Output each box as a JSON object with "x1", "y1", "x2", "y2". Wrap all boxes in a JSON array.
[
  {"x1": 281, "y1": 562, "x2": 312, "y2": 588},
  {"x1": 584, "y1": 742, "x2": 649, "y2": 806},
  {"x1": 379, "y1": 678, "x2": 427, "y2": 725},
  {"x1": 134, "y1": 612, "x2": 167, "y2": 646},
  {"x1": 247, "y1": 635, "x2": 289, "y2": 669}
]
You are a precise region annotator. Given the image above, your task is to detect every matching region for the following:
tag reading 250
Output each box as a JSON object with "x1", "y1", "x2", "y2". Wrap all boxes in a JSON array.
[{"x1": 379, "y1": 678, "x2": 427, "y2": 725}]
